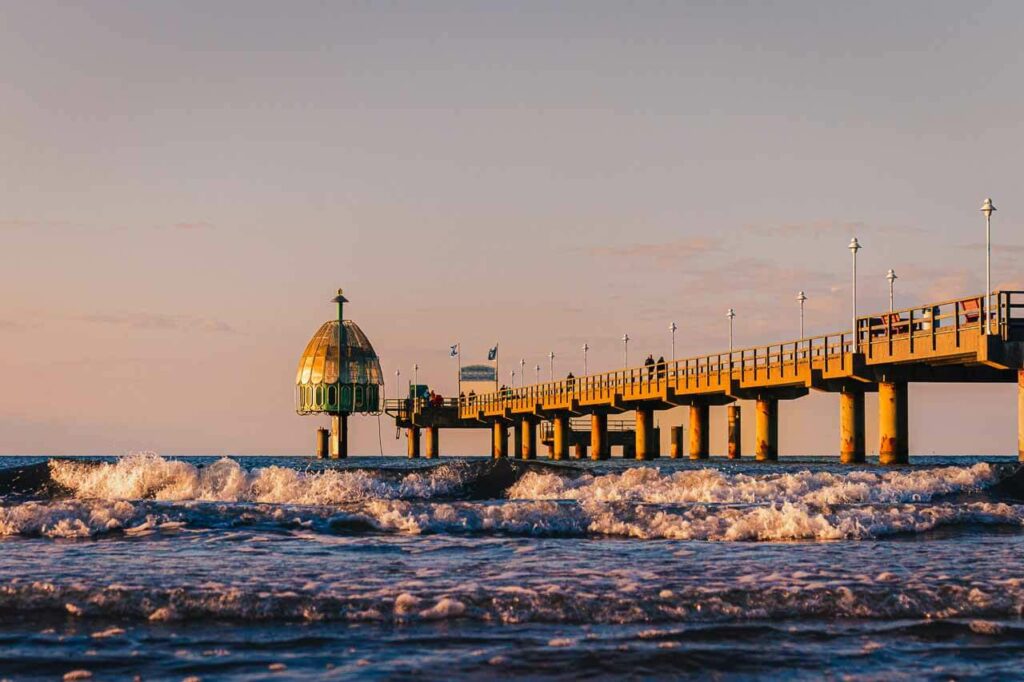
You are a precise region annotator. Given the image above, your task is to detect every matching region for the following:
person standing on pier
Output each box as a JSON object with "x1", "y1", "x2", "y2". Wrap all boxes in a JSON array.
[{"x1": 645, "y1": 354, "x2": 655, "y2": 380}]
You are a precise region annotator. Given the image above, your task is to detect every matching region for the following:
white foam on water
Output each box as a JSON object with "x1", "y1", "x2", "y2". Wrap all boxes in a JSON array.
[
  {"x1": 508, "y1": 463, "x2": 1001, "y2": 505},
  {"x1": 48, "y1": 453, "x2": 469, "y2": 504},
  {"x1": 326, "y1": 498, "x2": 1024, "y2": 541},
  {"x1": 0, "y1": 499, "x2": 161, "y2": 538}
]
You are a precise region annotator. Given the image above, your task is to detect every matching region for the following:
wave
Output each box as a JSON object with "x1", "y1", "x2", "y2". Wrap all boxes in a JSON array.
[
  {"x1": 45, "y1": 453, "x2": 498, "y2": 504},
  {"x1": 508, "y1": 463, "x2": 1005, "y2": 505},
  {"x1": 4, "y1": 493, "x2": 1024, "y2": 541},
  {"x1": 3, "y1": 571, "x2": 1024, "y2": 625}
]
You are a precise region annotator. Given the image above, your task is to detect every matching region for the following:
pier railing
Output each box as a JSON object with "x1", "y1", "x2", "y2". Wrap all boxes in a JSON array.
[{"x1": 459, "y1": 291, "x2": 1024, "y2": 418}]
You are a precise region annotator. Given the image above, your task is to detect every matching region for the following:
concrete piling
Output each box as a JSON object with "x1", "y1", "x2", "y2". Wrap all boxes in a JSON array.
[
  {"x1": 635, "y1": 407, "x2": 654, "y2": 460},
  {"x1": 553, "y1": 415, "x2": 569, "y2": 460},
  {"x1": 670, "y1": 425, "x2": 684, "y2": 459},
  {"x1": 493, "y1": 422, "x2": 508, "y2": 459},
  {"x1": 331, "y1": 414, "x2": 349, "y2": 459},
  {"x1": 727, "y1": 404, "x2": 742, "y2": 459},
  {"x1": 425, "y1": 426, "x2": 439, "y2": 459},
  {"x1": 878, "y1": 381, "x2": 909, "y2": 464},
  {"x1": 513, "y1": 423, "x2": 523, "y2": 461},
  {"x1": 591, "y1": 413, "x2": 609, "y2": 460},
  {"x1": 755, "y1": 398, "x2": 778, "y2": 461},
  {"x1": 574, "y1": 442, "x2": 588, "y2": 459},
  {"x1": 316, "y1": 427, "x2": 329, "y2": 459},
  {"x1": 839, "y1": 390, "x2": 866, "y2": 464},
  {"x1": 689, "y1": 404, "x2": 710, "y2": 459},
  {"x1": 521, "y1": 419, "x2": 537, "y2": 460},
  {"x1": 406, "y1": 426, "x2": 420, "y2": 459}
]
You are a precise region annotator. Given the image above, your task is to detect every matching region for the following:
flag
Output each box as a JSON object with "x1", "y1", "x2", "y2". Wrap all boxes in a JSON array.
[
  {"x1": 487, "y1": 345, "x2": 498, "y2": 361},
  {"x1": 450, "y1": 344, "x2": 459, "y2": 357}
]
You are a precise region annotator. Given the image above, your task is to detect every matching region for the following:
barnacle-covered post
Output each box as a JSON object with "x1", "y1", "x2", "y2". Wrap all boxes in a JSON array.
[{"x1": 295, "y1": 289, "x2": 384, "y2": 458}]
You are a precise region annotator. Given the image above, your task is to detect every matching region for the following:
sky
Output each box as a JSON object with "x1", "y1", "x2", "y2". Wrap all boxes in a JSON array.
[{"x1": 2, "y1": 0, "x2": 1023, "y2": 456}]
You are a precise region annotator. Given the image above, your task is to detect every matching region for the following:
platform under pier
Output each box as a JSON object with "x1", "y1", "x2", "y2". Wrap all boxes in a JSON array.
[
  {"x1": 878, "y1": 381, "x2": 909, "y2": 465},
  {"x1": 425, "y1": 426, "x2": 439, "y2": 459},
  {"x1": 755, "y1": 398, "x2": 778, "y2": 461},
  {"x1": 689, "y1": 404, "x2": 710, "y2": 460},
  {"x1": 590, "y1": 413, "x2": 609, "y2": 460},
  {"x1": 406, "y1": 426, "x2": 420, "y2": 459},
  {"x1": 635, "y1": 407, "x2": 655, "y2": 460},
  {"x1": 839, "y1": 390, "x2": 866, "y2": 464},
  {"x1": 728, "y1": 405, "x2": 741, "y2": 459}
]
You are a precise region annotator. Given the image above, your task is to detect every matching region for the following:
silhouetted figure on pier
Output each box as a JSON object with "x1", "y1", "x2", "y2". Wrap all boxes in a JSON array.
[
  {"x1": 645, "y1": 354, "x2": 655, "y2": 380},
  {"x1": 656, "y1": 356, "x2": 666, "y2": 380},
  {"x1": 566, "y1": 372, "x2": 575, "y2": 392}
]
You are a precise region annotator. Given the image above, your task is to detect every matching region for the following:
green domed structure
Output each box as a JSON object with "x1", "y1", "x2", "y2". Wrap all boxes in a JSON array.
[{"x1": 295, "y1": 289, "x2": 383, "y2": 457}]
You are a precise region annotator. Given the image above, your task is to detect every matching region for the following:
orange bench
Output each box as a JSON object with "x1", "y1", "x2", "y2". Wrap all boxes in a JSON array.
[{"x1": 961, "y1": 298, "x2": 981, "y2": 324}]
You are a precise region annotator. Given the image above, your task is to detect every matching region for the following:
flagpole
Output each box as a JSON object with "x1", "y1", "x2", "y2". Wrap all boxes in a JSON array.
[
  {"x1": 495, "y1": 344, "x2": 499, "y2": 391},
  {"x1": 457, "y1": 343, "x2": 461, "y2": 396}
]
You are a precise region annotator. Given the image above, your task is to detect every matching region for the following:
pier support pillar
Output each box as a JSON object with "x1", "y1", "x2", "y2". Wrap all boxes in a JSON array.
[
  {"x1": 670, "y1": 426, "x2": 684, "y2": 459},
  {"x1": 689, "y1": 404, "x2": 710, "y2": 459},
  {"x1": 878, "y1": 381, "x2": 909, "y2": 465},
  {"x1": 406, "y1": 426, "x2": 420, "y2": 459},
  {"x1": 728, "y1": 405, "x2": 742, "y2": 459},
  {"x1": 839, "y1": 390, "x2": 866, "y2": 464},
  {"x1": 513, "y1": 422, "x2": 523, "y2": 460},
  {"x1": 493, "y1": 422, "x2": 508, "y2": 459},
  {"x1": 574, "y1": 442, "x2": 588, "y2": 460},
  {"x1": 591, "y1": 413, "x2": 609, "y2": 460},
  {"x1": 755, "y1": 398, "x2": 778, "y2": 461},
  {"x1": 316, "y1": 427, "x2": 329, "y2": 459},
  {"x1": 1019, "y1": 370, "x2": 1024, "y2": 462},
  {"x1": 521, "y1": 419, "x2": 537, "y2": 460},
  {"x1": 635, "y1": 407, "x2": 654, "y2": 460},
  {"x1": 553, "y1": 415, "x2": 569, "y2": 460},
  {"x1": 425, "y1": 426, "x2": 439, "y2": 459},
  {"x1": 331, "y1": 414, "x2": 349, "y2": 459}
]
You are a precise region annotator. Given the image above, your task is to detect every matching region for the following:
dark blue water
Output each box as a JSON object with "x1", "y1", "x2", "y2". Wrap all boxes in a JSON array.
[{"x1": 2, "y1": 454, "x2": 1024, "y2": 680}]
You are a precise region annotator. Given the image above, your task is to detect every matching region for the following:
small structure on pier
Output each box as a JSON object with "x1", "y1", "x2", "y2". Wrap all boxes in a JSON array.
[{"x1": 295, "y1": 289, "x2": 383, "y2": 458}]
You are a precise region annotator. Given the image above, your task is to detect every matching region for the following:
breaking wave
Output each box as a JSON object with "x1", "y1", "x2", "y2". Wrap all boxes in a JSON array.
[
  {"x1": 47, "y1": 453, "x2": 474, "y2": 504},
  {"x1": 507, "y1": 463, "x2": 1003, "y2": 505}
]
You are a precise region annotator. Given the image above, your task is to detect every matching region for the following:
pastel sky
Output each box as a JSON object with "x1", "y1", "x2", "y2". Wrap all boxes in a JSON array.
[{"x1": 2, "y1": 1, "x2": 1023, "y2": 456}]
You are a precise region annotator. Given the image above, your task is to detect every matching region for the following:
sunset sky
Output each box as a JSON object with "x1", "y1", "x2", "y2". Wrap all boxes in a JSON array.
[{"x1": 2, "y1": 1, "x2": 1023, "y2": 455}]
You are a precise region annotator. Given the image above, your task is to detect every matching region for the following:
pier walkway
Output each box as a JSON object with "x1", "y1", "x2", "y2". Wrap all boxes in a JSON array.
[{"x1": 391, "y1": 291, "x2": 1024, "y2": 463}]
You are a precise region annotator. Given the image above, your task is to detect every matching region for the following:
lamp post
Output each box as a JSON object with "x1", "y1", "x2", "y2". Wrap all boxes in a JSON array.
[
  {"x1": 510, "y1": 369, "x2": 516, "y2": 388},
  {"x1": 413, "y1": 363, "x2": 419, "y2": 402},
  {"x1": 535, "y1": 364, "x2": 541, "y2": 383},
  {"x1": 849, "y1": 237, "x2": 861, "y2": 350},
  {"x1": 621, "y1": 333, "x2": 630, "y2": 367},
  {"x1": 548, "y1": 351, "x2": 555, "y2": 381},
  {"x1": 582, "y1": 343, "x2": 589, "y2": 375},
  {"x1": 669, "y1": 322, "x2": 677, "y2": 359},
  {"x1": 981, "y1": 197, "x2": 996, "y2": 332},
  {"x1": 796, "y1": 292, "x2": 807, "y2": 338},
  {"x1": 520, "y1": 358, "x2": 526, "y2": 385},
  {"x1": 395, "y1": 369, "x2": 401, "y2": 400},
  {"x1": 886, "y1": 269, "x2": 897, "y2": 313},
  {"x1": 727, "y1": 309, "x2": 735, "y2": 351}
]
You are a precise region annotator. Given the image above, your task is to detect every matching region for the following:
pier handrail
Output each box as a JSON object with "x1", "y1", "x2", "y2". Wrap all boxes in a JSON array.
[{"x1": 459, "y1": 291, "x2": 1024, "y2": 416}]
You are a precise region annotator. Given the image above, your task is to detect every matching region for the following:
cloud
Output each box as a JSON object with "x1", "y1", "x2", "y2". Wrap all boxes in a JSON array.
[
  {"x1": 586, "y1": 237, "x2": 720, "y2": 267},
  {"x1": 78, "y1": 313, "x2": 238, "y2": 334},
  {"x1": 748, "y1": 219, "x2": 923, "y2": 238}
]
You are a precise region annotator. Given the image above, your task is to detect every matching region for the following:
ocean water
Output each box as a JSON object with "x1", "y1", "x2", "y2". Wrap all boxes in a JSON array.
[{"x1": 2, "y1": 454, "x2": 1024, "y2": 681}]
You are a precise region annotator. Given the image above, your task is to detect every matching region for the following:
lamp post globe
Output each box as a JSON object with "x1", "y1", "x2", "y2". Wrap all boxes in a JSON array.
[
  {"x1": 981, "y1": 197, "x2": 996, "y2": 331},
  {"x1": 849, "y1": 237, "x2": 862, "y2": 350}
]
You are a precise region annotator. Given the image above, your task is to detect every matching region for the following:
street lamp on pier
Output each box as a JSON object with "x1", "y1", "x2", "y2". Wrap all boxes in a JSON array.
[
  {"x1": 535, "y1": 364, "x2": 541, "y2": 383},
  {"x1": 796, "y1": 291, "x2": 807, "y2": 338},
  {"x1": 622, "y1": 333, "x2": 630, "y2": 368},
  {"x1": 886, "y1": 269, "x2": 897, "y2": 313},
  {"x1": 727, "y1": 308, "x2": 735, "y2": 351},
  {"x1": 849, "y1": 237, "x2": 861, "y2": 350},
  {"x1": 548, "y1": 351, "x2": 555, "y2": 381},
  {"x1": 395, "y1": 369, "x2": 401, "y2": 400},
  {"x1": 520, "y1": 358, "x2": 526, "y2": 385},
  {"x1": 669, "y1": 322, "x2": 677, "y2": 359},
  {"x1": 582, "y1": 343, "x2": 589, "y2": 375},
  {"x1": 981, "y1": 197, "x2": 996, "y2": 332}
]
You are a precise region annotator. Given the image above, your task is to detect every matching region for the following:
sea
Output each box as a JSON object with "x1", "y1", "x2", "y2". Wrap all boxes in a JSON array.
[{"x1": 3, "y1": 454, "x2": 1024, "y2": 681}]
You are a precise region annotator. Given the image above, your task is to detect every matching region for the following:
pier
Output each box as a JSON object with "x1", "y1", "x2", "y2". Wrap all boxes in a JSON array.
[{"x1": 386, "y1": 291, "x2": 1024, "y2": 463}]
